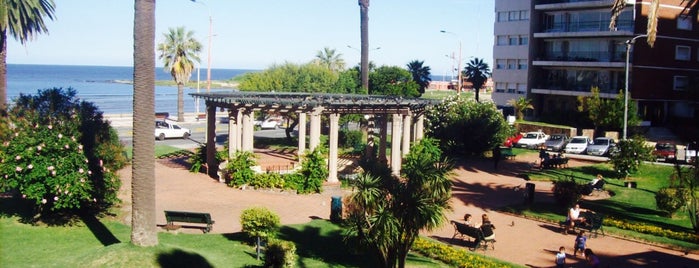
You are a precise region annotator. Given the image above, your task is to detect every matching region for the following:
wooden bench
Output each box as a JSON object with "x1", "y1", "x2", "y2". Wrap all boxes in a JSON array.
[
  {"x1": 500, "y1": 147, "x2": 516, "y2": 159},
  {"x1": 450, "y1": 220, "x2": 496, "y2": 251},
  {"x1": 558, "y1": 212, "x2": 605, "y2": 238},
  {"x1": 164, "y1": 210, "x2": 215, "y2": 233}
]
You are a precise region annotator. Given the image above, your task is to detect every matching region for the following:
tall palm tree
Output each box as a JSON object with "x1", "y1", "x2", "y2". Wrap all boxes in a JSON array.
[
  {"x1": 463, "y1": 57, "x2": 491, "y2": 103},
  {"x1": 358, "y1": 0, "x2": 370, "y2": 91},
  {"x1": 157, "y1": 27, "x2": 201, "y2": 122},
  {"x1": 507, "y1": 97, "x2": 534, "y2": 120},
  {"x1": 132, "y1": 0, "x2": 158, "y2": 247},
  {"x1": 610, "y1": 0, "x2": 697, "y2": 47},
  {"x1": 0, "y1": 0, "x2": 55, "y2": 112},
  {"x1": 406, "y1": 60, "x2": 431, "y2": 96},
  {"x1": 314, "y1": 47, "x2": 345, "y2": 72}
]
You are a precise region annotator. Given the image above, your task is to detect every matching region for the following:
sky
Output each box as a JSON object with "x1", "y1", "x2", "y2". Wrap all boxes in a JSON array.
[{"x1": 7, "y1": 0, "x2": 494, "y2": 77}]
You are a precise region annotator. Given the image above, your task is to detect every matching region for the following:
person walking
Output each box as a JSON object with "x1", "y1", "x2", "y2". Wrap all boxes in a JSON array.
[
  {"x1": 555, "y1": 246, "x2": 566, "y2": 268},
  {"x1": 584, "y1": 248, "x2": 600, "y2": 268},
  {"x1": 573, "y1": 230, "x2": 587, "y2": 257}
]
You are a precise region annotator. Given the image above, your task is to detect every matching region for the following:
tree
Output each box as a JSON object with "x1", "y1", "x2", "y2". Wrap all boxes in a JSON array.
[
  {"x1": 132, "y1": 0, "x2": 158, "y2": 247},
  {"x1": 608, "y1": 136, "x2": 653, "y2": 179},
  {"x1": 577, "y1": 87, "x2": 639, "y2": 134},
  {"x1": 240, "y1": 207, "x2": 280, "y2": 260},
  {"x1": 369, "y1": 65, "x2": 420, "y2": 97},
  {"x1": 344, "y1": 138, "x2": 453, "y2": 268},
  {"x1": 358, "y1": 0, "x2": 370, "y2": 91},
  {"x1": 670, "y1": 159, "x2": 699, "y2": 233},
  {"x1": 611, "y1": 0, "x2": 697, "y2": 47},
  {"x1": 507, "y1": 97, "x2": 534, "y2": 120},
  {"x1": 157, "y1": 26, "x2": 202, "y2": 122},
  {"x1": 314, "y1": 47, "x2": 345, "y2": 72},
  {"x1": 0, "y1": 0, "x2": 55, "y2": 112},
  {"x1": 463, "y1": 58, "x2": 491, "y2": 103},
  {"x1": 406, "y1": 60, "x2": 431, "y2": 96}
]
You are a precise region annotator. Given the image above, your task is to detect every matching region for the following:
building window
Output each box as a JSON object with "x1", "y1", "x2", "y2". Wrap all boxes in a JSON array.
[
  {"x1": 517, "y1": 84, "x2": 526, "y2": 94},
  {"x1": 674, "y1": 76, "x2": 688, "y2": 91},
  {"x1": 519, "y1": 36, "x2": 529, "y2": 45},
  {"x1": 497, "y1": 12, "x2": 508, "y2": 22},
  {"x1": 496, "y1": 59, "x2": 506, "y2": 69},
  {"x1": 495, "y1": 82, "x2": 506, "y2": 93},
  {"x1": 518, "y1": 59, "x2": 528, "y2": 70},
  {"x1": 507, "y1": 59, "x2": 517, "y2": 69},
  {"x1": 507, "y1": 83, "x2": 516, "y2": 93},
  {"x1": 497, "y1": 36, "x2": 508, "y2": 46},
  {"x1": 509, "y1": 36, "x2": 518, "y2": 45},
  {"x1": 519, "y1": 10, "x2": 529, "y2": 21},
  {"x1": 509, "y1": 11, "x2": 519, "y2": 21},
  {"x1": 677, "y1": 16, "x2": 693, "y2": 30},
  {"x1": 676, "y1": 46, "x2": 691, "y2": 61}
]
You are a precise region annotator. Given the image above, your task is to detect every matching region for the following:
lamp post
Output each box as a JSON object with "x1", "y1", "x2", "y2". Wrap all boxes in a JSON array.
[
  {"x1": 440, "y1": 30, "x2": 462, "y2": 94},
  {"x1": 191, "y1": 0, "x2": 212, "y2": 93},
  {"x1": 623, "y1": 34, "x2": 647, "y2": 140}
]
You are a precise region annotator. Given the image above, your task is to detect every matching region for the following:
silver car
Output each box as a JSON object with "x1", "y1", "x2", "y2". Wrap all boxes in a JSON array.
[
  {"x1": 564, "y1": 136, "x2": 592, "y2": 154},
  {"x1": 544, "y1": 134, "x2": 569, "y2": 152},
  {"x1": 586, "y1": 137, "x2": 616, "y2": 156}
]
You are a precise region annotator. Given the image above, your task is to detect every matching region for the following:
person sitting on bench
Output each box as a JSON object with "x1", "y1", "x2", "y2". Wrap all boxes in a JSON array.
[
  {"x1": 585, "y1": 174, "x2": 605, "y2": 194},
  {"x1": 563, "y1": 203, "x2": 589, "y2": 234},
  {"x1": 463, "y1": 213, "x2": 474, "y2": 227},
  {"x1": 475, "y1": 214, "x2": 496, "y2": 245}
]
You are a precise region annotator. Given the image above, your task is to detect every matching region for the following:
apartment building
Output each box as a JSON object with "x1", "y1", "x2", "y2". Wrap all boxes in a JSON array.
[{"x1": 492, "y1": 0, "x2": 699, "y2": 126}]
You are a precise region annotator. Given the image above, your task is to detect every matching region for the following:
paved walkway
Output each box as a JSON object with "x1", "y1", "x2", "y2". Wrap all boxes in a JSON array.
[{"x1": 117, "y1": 152, "x2": 699, "y2": 267}]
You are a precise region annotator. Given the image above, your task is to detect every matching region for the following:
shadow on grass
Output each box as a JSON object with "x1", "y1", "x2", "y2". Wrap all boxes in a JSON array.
[
  {"x1": 79, "y1": 212, "x2": 120, "y2": 246},
  {"x1": 157, "y1": 249, "x2": 214, "y2": 268}
]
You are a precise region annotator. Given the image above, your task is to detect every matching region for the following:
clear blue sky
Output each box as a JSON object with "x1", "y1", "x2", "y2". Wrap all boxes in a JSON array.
[{"x1": 7, "y1": 0, "x2": 494, "y2": 76}]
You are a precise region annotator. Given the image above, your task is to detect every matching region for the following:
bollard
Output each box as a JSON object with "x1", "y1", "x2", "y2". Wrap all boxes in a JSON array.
[{"x1": 330, "y1": 196, "x2": 342, "y2": 223}]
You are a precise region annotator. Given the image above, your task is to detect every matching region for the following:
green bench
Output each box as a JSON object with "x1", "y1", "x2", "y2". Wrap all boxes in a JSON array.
[
  {"x1": 500, "y1": 147, "x2": 516, "y2": 159},
  {"x1": 164, "y1": 210, "x2": 215, "y2": 233}
]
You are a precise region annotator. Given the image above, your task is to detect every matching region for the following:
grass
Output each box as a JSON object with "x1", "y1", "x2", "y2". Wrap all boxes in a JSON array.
[
  {"x1": 508, "y1": 160, "x2": 699, "y2": 250},
  {"x1": 123, "y1": 144, "x2": 186, "y2": 159}
]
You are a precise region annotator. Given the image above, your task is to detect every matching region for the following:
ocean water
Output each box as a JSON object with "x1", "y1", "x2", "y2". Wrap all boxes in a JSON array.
[{"x1": 7, "y1": 64, "x2": 255, "y2": 115}]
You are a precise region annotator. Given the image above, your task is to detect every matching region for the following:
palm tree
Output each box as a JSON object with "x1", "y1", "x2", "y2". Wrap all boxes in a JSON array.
[
  {"x1": 157, "y1": 27, "x2": 201, "y2": 122},
  {"x1": 610, "y1": 0, "x2": 697, "y2": 47},
  {"x1": 0, "y1": 0, "x2": 55, "y2": 112},
  {"x1": 463, "y1": 57, "x2": 491, "y2": 103},
  {"x1": 358, "y1": 0, "x2": 370, "y2": 91},
  {"x1": 314, "y1": 47, "x2": 345, "y2": 72},
  {"x1": 406, "y1": 60, "x2": 431, "y2": 96},
  {"x1": 507, "y1": 97, "x2": 534, "y2": 120},
  {"x1": 131, "y1": 0, "x2": 158, "y2": 247}
]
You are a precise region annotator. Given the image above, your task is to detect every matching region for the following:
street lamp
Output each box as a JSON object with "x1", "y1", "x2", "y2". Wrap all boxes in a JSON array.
[
  {"x1": 440, "y1": 30, "x2": 462, "y2": 94},
  {"x1": 623, "y1": 34, "x2": 647, "y2": 140},
  {"x1": 191, "y1": 0, "x2": 213, "y2": 93},
  {"x1": 444, "y1": 53, "x2": 455, "y2": 82}
]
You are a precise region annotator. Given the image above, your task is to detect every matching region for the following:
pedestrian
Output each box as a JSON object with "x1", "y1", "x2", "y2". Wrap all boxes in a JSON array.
[
  {"x1": 573, "y1": 230, "x2": 587, "y2": 257},
  {"x1": 539, "y1": 148, "x2": 547, "y2": 163},
  {"x1": 492, "y1": 146, "x2": 501, "y2": 170},
  {"x1": 555, "y1": 246, "x2": 566, "y2": 268},
  {"x1": 584, "y1": 248, "x2": 600, "y2": 268}
]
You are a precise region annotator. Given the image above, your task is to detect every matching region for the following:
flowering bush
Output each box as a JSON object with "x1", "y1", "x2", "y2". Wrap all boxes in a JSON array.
[
  {"x1": 604, "y1": 216, "x2": 699, "y2": 244},
  {"x1": 0, "y1": 88, "x2": 125, "y2": 215},
  {"x1": 412, "y1": 237, "x2": 511, "y2": 268}
]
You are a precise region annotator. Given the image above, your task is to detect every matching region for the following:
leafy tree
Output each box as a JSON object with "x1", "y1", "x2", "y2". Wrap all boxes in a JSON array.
[
  {"x1": 507, "y1": 97, "x2": 534, "y2": 120},
  {"x1": 424, "y1": 95, "x2": 513, "y2": 156},
  {"x1": 611, "y1": 0, "x2": 697, "y2": 47},
  {"x1": 298, "y1": 147, "x2": 328, "y2": 194},
  {"x1": 0, "y1": 0, "x2": 55, "y2": 111},
  {"x1": 358, "y1": 0, "x2": 370, "y2": 91},
  {"x1": 238, "y1": 62, "x2": 336, "y2": 93},
  {"x1": 0, "y1": 88, "x2": 125, "y2": 217},
  {"x1": 669, "y1": 160, "x2": 699, "y2": 233},
  {"x1": 344, "y1": 138, "x2": 453, "y2": 268},
  {"x1": 333, "y1": 68, "x2": 363, "y2": 94},
  {"x1": 406, "y1": 60, "x2": 431, "y2": 96},
  {"x1": 314, "y1": 47, "x2": 345, "y2": 72},
  {"x1": 132, "y1": 0, "x2": 158, "y2": 247},
  {"x1": 369, "y1": 65, "x2": 420, "y2": 97},
  {"x1": 157, "y1": 26, "x2": 202, "y2": 122},
  {"x1": 577, "y1": 87, "x2": 639, "y2": 134},
  {"x1": 240, "y1": 207, "x2": 280, "y2": 260},
  {"x1": 462, "y1": 57, "x2": 491, "y2": 103},
  {"x1": 608, "y1": 136, "x2": 653, "y2": 179}
]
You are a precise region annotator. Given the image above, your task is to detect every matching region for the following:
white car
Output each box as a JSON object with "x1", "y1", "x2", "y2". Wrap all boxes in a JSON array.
[
  {"x1": 515, "y1": 131, "x2": 549, "y2": 149},
  {"x1": 260, "y1": 118, "x2": 281, "y2": 129},
  {"x1": 155, "y1": 120, "x2": 191, "y2": 140},
  {"x1": 564, "y1": 136, "x2": 592, "y2": 154}
]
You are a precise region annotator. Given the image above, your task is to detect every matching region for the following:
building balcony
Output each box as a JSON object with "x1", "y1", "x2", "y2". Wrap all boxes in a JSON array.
[
  {"x1": 536, "y1": 0, "x2": 617, "y2": 10},
  {"x1": 531, "y1": 82, "x2": 620, "y2": 98},
  {"x1": 540, "y1": 20, "x2": 633, "y2": 34},
  {"x1": 539, "y1": 51, "x2": 625, "y2": 62}
]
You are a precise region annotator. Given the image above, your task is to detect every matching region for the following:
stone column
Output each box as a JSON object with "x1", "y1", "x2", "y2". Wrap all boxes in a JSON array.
[
  {"x1": 309, "y1": 107, "x2": 323, "y2": 151},
  {"x1": 379, "y1": 115, "x2": 388, "y2": 163},
  {"x1": 228, "y1": 109, "x2": 240, "y2": 159},
  {"x1": 391, "y1": 113, "x2": 402, "y2": 176},
  {"x1": 328, "y1": 113, "x2": 340, "y2": 183},
  {"x1": 402, "y1": 114, "x2": 411, "y2": 156},
  {"x1": 206, "y1": 104, "x2": 218, "y2": 178},
  {"x1": 415, "y1": 114, "x2": 425, "y2": 141},
  {"x1": 242, "y1": 110, "x2": 254, "y2": 152},
  {"x1": 235, "y1": 108, "x2": 243, "y2": 151},
  {"x1": 297, "y1": 111, "x2": 307, "y2": 161}
]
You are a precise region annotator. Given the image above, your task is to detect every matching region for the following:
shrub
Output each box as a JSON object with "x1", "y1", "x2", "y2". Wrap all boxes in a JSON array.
[
  {"x1": 226, "y1": 151, "x2": 257, "y2": 187},
  {"x1": 240, "y1": 207, "x2": 281, "y2": 260},
  {"x1": 655, "y1": 187, "x2": 689, "y2": 216},
  {"x1": 609, "y1": 136, "x2": 653, "y2": 179},
  {"x1": 551, "y1": 177, "x2": 583, "y2": 208},
  {"x1": 411, "y1": 237, "x2": 510, "y2": 267},
  {"x1": 339, "y1": 129, "x2": 363, "y2": 150},
  {"x1": 298, "y1": 148, "x2": 327, "y2": 194},
  {"x1": 264, "y1": 239, "x2": 297, "y2": 268}
]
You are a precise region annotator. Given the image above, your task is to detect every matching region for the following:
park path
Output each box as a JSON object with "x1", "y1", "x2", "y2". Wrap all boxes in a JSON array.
[{"x1": 117, "y1": 152, "x2": 699, "y2": 267}]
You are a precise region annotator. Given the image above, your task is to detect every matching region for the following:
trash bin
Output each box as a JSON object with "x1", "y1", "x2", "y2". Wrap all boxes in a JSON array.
[
  {"x1": 330, "y1": 196, "x2": 342, "y2": 222},
  {"x1": 525, "y1": 183, "x2": 535, "y2": 204}
]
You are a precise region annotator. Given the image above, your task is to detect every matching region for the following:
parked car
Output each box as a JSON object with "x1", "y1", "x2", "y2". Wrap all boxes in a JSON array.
[
  {"x1": 564, "y1": 136, "x2": 592, "y2": 154},
  {"x1": 515, "y1": 131, "x2": 549, "y2": 149},
  {"x1": 586, "y1": 137, "x2": 616, "y2": 156},
  {"x1": 155, "y1": 120, "x2": 191, "y2": 140},
  {"x1": 544, "y1": 134, "x2": 570, "y2": 152},
  {"x1": 260, "y1": 118, "x2": 281, "y2": 129},
  {"x1": 653, "y1": 142, "x2": 677, "y2": 162},
  {"x1": 503, "y1": 133, "x2": 523, "y2": 147}
]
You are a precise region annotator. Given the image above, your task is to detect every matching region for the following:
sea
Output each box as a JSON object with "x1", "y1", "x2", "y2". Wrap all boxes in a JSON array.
[{"x1": 6, "y1": 64, "x2": 255, "y2": 115}]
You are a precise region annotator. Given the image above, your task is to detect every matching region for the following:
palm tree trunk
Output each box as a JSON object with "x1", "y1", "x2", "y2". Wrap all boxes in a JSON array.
[
  {"x1": 131, "y1": 0, "x2": 158, "y2": 247},
  {"x1": 0, "y1": 29, "x2": 7, "y2": 112},
  {"x1": 177, "y1": 83, "x2": 184, "y2": 122},
  {"x1": 475, "y1": 87, "x2": 480, "y2": 103},
  {"x1": 359, "y1": 0, "x2": 370, "y2": 91}
]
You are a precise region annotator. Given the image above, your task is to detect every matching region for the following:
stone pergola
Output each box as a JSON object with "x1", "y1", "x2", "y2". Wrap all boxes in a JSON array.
[{"x1": 190, "y1": 91, "x2": 436, "y2": 183}]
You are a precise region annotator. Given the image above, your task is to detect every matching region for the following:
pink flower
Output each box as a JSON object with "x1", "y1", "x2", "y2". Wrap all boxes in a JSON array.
[
  {"x1": 47, "y1": 166, "x2": 55, "y2": 171},
  {"x1": 53, "y1": 196, "x2": 58, "y2": 201},
  {"x1": 64, "y1": 190, "x2": 68, "y2": 194},
  {"x1": 15, "y1": 155, "x2": 21, "y2": 160},
  {"x1": 37, "y1": 145, "x2": 42, "y2": 151},
  {"x1": 99, "y1": 160, "x2": 103, "y2": 167},
  {"x1": 87, "y1": 171, "x2": 92, "y2": 175},
  {"x1": 51, "y1": 171, "x2": 56, "y2": 176},
  {"x1": 84, "y1": 159, "x2": 89, "y2": 163},
  {"x1": 41, "y1": 199, "x2": 47, "y2": 204},
  {"x1": 71, "y1": 136, "x2": 76, "y2": 142},
  {"x1": 80, "y1": 178, "x2": 85, "y2": 183},
  {"x1": 22, "y1": 194, "x2": 26, "y2": 199},
  {"x1": 57, "y1": 133, "x2": 62, "y2": 139},
  {"x1": 27, "y1": 164, "x2": 33, "y2": 169},
  {"x1": 64, "y1": 144, "x2": 70, "y2": 149},
  {"x1": 93, "y1": 198, "x2": 97, "y2": 202},
  {"x1": 15, "y1": 166, "x2": 22, "y2": 172},
  {"x1": 48, "y1": 125, "x2": 53, "y2": 130},
  {"x1": 78, "y1": 145, "x2": 83, "y2": 150},
  {"x1": 14, "y1": 132, "x2": 19, "y2": 137},
  {"x1": 78, "y1": 168, "x2": 84, "y2": 174}
]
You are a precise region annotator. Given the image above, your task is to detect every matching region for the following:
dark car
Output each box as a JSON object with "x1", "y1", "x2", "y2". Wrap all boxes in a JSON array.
[
  {"x1": 544, "y1": 134, "x2": 569, "y2": 152},
  {"x1": 653, "y1": 142, "x2": 677, "y2": 162}
]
